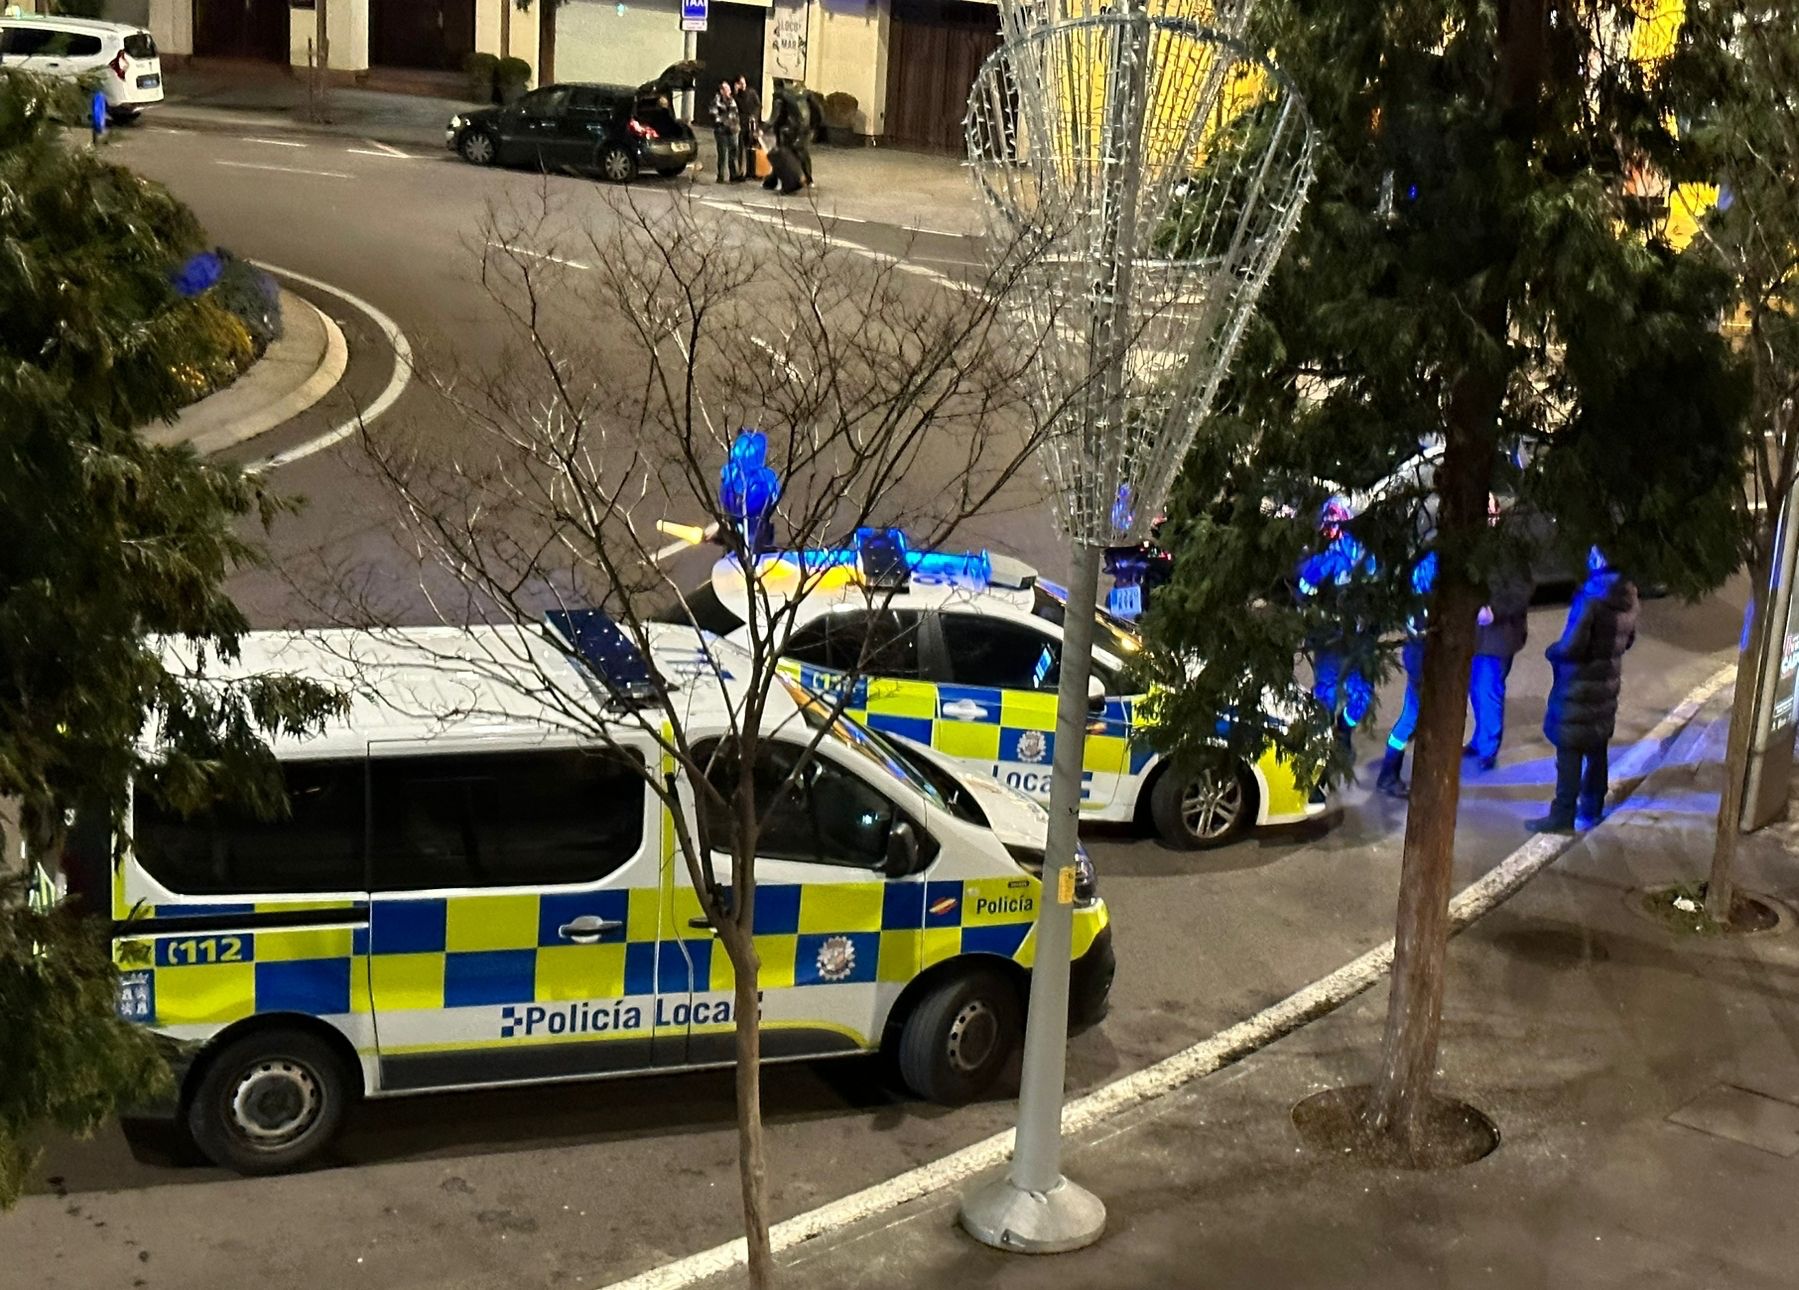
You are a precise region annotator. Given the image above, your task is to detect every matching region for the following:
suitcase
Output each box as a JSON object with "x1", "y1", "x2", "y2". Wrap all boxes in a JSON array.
[
  {"x1": 749, "y1": 146, "x2": 772, "y2": 179},
  {"x1": 764, "y1": 146, "x2": 805, "y2": 194}
]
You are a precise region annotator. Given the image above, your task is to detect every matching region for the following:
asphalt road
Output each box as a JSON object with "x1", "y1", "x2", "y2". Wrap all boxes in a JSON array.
[{"x1": 15, "y1": 124, "x2": 1753, "y2": 1290}]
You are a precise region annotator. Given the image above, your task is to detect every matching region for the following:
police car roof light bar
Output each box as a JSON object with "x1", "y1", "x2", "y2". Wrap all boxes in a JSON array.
[
  {"x1": 855, "y1": 527, "x2": 912, "y2": 589},
  {"x1": 544, "y1": 609, "x2": 662, "y2": 706}
]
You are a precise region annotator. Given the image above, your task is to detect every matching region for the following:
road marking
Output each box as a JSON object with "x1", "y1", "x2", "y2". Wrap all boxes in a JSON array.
[
  {"x1": 362, "y1": 138, "x2": 411, "y2": 158},
  {"x1": 749, "y1": 334, "x2": 803, "y2": 382},
  {"x1": 599, "y1": 659, "x2": 1739, "y2": 1290},
  {"x1": 216, "y1": 160, "x2": 351, "y2": 179},
  {"x1": 243, "y1": 136, "x2": 307, "y2": 148},
  {"x1": 485, "y1": 239, "x2": 594, "y2": 271},
  {"x1": 346, "y1": 147, "x2": 418, "y2": 160},
  {"x1": 700, "y1": 199, "x2": 962, "y2": 289},
  {"x1": 246, "y1": 263, "x2": 414, "y2": 471},
  {"x1": 150, "y1": 125, "x2": 188, "y2": 135}
]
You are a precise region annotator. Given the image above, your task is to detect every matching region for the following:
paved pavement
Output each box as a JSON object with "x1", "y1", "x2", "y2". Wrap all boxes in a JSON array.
[{"x1": 765, "y1": 693, "x2": 1799, "y2": 1290}]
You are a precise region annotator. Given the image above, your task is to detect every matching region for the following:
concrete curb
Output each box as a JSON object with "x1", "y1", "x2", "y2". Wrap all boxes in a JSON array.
[
  {"x1": 146, "y1": 290, "x2": 347, "y2": 456},
  {"x1": 602, "y1": 660, "x2": 1740, "y2": 1290}
]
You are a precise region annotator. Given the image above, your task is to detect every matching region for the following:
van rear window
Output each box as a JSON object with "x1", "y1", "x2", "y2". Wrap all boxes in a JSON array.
[
  {"x1": 133, "y1": 760, "x2": 366, "y2": 896},
  {"x1": 124, "y1": 33, "x2": 157, "y2": 59}
]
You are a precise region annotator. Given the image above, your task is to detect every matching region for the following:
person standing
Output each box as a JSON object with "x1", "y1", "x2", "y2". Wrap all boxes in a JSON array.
[
  {"x1": 769, "y1": 83, "x2": 813, "y2": 188},
  {"x1": 710, "y1": 82, "x2": 740, "y2": 184},
  {"x1": 1297, "y1": 497, "x2": 1378, "y2": 752},
  {"x1": 1528, "y1": 547, "x2": 1638, "y2": 833},
  {"x1": 1377, "y1": 550, "x2": 1436, "y2": 798},
  {"x1": 733, "y1": 75, "x2": 761, "y2": 183}
]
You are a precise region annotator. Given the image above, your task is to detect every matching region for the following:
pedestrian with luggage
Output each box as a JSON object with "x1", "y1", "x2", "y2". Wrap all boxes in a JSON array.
[
  {"x1": 765, "y1": 83, "x2": 813, "y2": 193},
  {"x1": 1528, "y1": 546, "x2": 1638, "y2": 833},
  {"x1": 710, "y1": 81, "x2": 740, "y2": 183},
  {"x1": 734, "y1": 75, "x2": 761, "y2": 183}
]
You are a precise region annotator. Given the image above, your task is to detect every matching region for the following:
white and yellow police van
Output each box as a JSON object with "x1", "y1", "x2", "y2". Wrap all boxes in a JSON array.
[
  {"x1": 674, "y1": 529, "x2": 1332, "y2": 850},
  {"x1": 74, "y1": 616, "x2": 1112, "y2": 1174}
]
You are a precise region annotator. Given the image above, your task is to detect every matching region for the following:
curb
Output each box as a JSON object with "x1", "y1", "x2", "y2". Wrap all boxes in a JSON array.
[
  {"x1": 603, "y1": 660, "x2": 1740, "y2": 1290},
  {"x1": 146, "y1": 290, "x2": 347, "y2": 456},
  {"x1": 151, "y1": 103, "x2": 451, "y2": 154}
]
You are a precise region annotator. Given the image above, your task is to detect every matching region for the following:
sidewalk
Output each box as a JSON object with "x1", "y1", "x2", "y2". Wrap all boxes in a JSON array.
[
  {"x1": 762, "y1": 694, "x2": 1799, "y2": 1290},
  {"x1": 157, "y1": 63, "x2": 475, "y2": 151}
]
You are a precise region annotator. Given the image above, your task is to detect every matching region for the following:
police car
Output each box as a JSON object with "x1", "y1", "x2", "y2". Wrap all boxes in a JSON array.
[
  {"x1": 678, "y1": 529, "x2": 1332, "y2": 849},
  {"x1": 58, "y1": 615, "x2": 1111, "y2": 1174}
]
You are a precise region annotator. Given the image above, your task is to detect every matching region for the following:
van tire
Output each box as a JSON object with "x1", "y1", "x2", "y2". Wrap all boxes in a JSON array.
[
  {"x1": 1149, "y1": 761, "x2": 1255, "y2": 850},
  {"x1": 896, "y1": 970, "x2": 1020, "y2": 1105},
  {"x1": 186, "y1": 1029, "x2": 352, "y2": 1175}
]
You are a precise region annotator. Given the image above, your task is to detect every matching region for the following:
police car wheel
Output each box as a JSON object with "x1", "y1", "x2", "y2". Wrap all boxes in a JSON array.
[
  {"x1": 897, "y1": 971, "x2": 1020, "y2": 1105},
  {"x1": 1151, "y1": 763, "x2": 1255, "y2": 850},
  {"x1": 186, "y1": 1030, "x2": 350, "y2": 1175}
]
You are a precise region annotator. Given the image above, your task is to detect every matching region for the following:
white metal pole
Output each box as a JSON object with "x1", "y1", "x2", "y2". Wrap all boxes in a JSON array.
[{"x1": 681, "y1": 29, "x2": 697, "y2": 122}]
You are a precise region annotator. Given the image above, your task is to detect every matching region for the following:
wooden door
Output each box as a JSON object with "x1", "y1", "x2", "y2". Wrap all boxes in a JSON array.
[
  {"x1": 194, "y1": 0, "x2": 290, "y2": 61},
  {"x1": 695, "y1": 3, "x2": 767, "y2": 125},
  {"x1": 370, "y1": 0, "x2": 475, "y2": 71},
  {"x1": 882, "y1": 0, "x2": 1000, "y2": 152}
]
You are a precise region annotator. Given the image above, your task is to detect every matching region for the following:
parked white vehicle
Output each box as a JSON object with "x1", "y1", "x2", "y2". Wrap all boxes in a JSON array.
[{"x1": 0, "y1": 14, "x2": 164, "y2": 119}]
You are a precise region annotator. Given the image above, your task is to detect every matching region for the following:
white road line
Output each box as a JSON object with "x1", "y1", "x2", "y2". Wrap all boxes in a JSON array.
[
  {"x1": 485, "y1": 239, "x2": 594, "y2": 271},
  {"x1": 600, "y1": 659, "x2": 1739, "y2": 1290},
  {"x1": 705, "y1": 201, "x2": 962, "y2": 289},
  {"x1": 216, "y1": 160, "x2": 352, "y2": 179},
  {"x1": 346, "y1": 147, "x2": 417, "y2": 160},
  {"x1": 749, "y1": 334, "x2": 803, "y2": 383},
  {"x1": 362, "y1": 138, "x2": 411, "y2": 157},
  {"x1": 247, "y1": 262, "x2": 414, "y2": 471},
  {"x1": 243, "y1": 136, "x2": 307, "y2": 148},
  {"x1": 150, "y1": 125, "x2": 188, "y2": 135}
]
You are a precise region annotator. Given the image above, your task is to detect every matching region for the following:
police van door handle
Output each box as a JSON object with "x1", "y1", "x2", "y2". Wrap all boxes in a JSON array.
[
  {"x1": 558, "y1": 915, "x2": 623, "y2": 944},
  {"x1": 942, "y1": 699, "x2": 989, "y2": 720}
]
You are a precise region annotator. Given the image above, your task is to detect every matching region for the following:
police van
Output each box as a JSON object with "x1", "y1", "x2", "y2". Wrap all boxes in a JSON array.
[
  {"x1": 674, "y1": 530, "x2": 1332, "y2": 849},
  {"x1": 70, "y1": 616, "x2": 1112, "y2": 1174}
]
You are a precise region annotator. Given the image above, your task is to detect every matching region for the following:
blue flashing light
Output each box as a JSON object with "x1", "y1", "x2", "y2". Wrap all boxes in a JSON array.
[
  {"x1": 719, "y1": 429, "x2": 781, "y2": 550},
  {"x1": 545, "y1": 609, "x2": 657, "y2": 703},
  {"x1": 1111, "y1": 484, "x2": 1136, "y2": 536}
]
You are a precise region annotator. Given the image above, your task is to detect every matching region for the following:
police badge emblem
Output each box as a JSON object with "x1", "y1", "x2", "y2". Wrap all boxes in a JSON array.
[
  {"x1": 816, "y1": 935, "x2": 856, "y2": 982},
  {"x1": 1015, "y1": 729, "x2": 1048, "y2": 764}
]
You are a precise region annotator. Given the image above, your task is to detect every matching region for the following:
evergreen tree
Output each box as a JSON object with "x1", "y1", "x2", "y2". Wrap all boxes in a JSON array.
[
  {"x1": 0, "y1": 71, "x2": 342, "y2": 1204},
  {"x1": 1141, "y1": 0, "x2": 1746, "y2": 1154},
  {"x1": 1661, "y1": 0, "x2": 1799, "y2": 924}
]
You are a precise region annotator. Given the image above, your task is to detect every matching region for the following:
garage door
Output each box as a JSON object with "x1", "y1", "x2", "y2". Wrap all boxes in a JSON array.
[
  {"x1": 193, "y1": 0, "x2": 289, "y2": 62},
  {"x1": 882, "y1": 0, "x2": 1000, "y2": 152},
  {"x1": 370, "y1": 0, "x2": 476, "y2": 71}
]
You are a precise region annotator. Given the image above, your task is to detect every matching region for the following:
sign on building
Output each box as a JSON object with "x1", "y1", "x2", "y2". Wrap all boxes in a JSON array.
[{"x1": 681, "y1": 0, "x2": 708, "y2": 32}]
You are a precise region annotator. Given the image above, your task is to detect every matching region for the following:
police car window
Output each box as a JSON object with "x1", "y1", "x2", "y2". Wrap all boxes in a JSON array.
[
  {"x1": 1031, "y1": 586, "x2": 1141, "y2": 673},
  {"x1": 132, "y1": 760, "x2": 366, "y2": 896},
  {"x1": 789, "y1": 610, "x2": 919, "y2": 676},
  {"x1": 370, "y1": 748, "x2": 645, "y2": 891},
  {"x1": 520, "y1": 87, "x2": 570, "y2": 118},
  {"x1": 698, "y1": 740, "x2": 894, "y2": 870},
  {"x1": 940, "y1": 616, "x2": 1061, "y2": 690}
]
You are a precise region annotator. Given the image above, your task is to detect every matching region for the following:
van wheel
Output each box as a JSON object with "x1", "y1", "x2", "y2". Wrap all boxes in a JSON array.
[
  {"x1": 896, "y1": 971, "x2": 1020, "y2": 1104},
  {"x1": 1150, "y1": 762, "x2": 1255, "y2": 850},
  {"x1": 186, "y1": 1029, "x2": 351, "y2": 1175}
]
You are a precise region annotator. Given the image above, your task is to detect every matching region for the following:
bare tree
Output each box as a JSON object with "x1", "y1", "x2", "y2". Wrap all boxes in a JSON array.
[{"x1": 327, "y1": 187, "x2": 1077, "y2": 1287}]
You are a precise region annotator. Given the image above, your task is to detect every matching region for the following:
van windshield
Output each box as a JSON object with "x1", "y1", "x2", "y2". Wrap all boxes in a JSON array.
[{"x1": 785, "y1": 683, "x2": 940, "y2": 805}]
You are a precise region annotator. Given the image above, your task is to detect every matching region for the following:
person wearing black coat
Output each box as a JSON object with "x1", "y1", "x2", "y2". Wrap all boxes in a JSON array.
[
  {"x1": 1528, "y1": 548, "x2": 1638, "y2": 833},
  {"x1": 733, "y1": 76, "x2": 761, "y2": 182}
]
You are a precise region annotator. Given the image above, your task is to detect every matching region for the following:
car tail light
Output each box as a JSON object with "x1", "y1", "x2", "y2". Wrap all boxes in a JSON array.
[
  {"x1": 628, "y1": 118, "x2": 659, "y2": 140},
  {"x1": 110, "y1": 51, "x2": 129, "y2": 80}
]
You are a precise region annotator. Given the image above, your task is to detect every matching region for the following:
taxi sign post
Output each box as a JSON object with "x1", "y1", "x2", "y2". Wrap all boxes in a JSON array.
[{"x1": 959, "y1": 542, "x2": 1106, "y2": 1251}]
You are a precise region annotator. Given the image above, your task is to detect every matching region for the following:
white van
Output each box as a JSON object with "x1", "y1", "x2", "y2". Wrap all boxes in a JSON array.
[
  {"x1": 68, "y1": 617, "x2": 1113, "y2": 1173},
  {"x1": 0, "y1": 15, "x2": 164, "y2": 119}
]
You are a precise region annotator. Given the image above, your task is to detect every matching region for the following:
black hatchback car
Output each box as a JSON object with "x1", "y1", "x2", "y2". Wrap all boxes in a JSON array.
[{"x1": 446, "y1": 81, "x2": 697, "y2": 182}]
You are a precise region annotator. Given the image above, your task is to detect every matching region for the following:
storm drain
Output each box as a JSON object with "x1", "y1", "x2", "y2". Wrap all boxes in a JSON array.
[{"x1": 1667, "y1": 1085, "x2": 1799, "y2": 1157}]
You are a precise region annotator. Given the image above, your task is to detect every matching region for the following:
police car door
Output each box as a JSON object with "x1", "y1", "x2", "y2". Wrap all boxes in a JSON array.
[
  {"x1": 678, "y1": 736, "x2": 914, "y2": 1062},
  {"x1": 364, "y1": 741, "x2": 673, "y2": 1091},
  {"x1": 932, "y1": 612, "x2": 1126, "y2": 811}
]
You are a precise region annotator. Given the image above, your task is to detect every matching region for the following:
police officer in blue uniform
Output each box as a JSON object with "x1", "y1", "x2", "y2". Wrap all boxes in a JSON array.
[{"x1": 1297, "y1": 497, "x2": 1377, "y2": 751}]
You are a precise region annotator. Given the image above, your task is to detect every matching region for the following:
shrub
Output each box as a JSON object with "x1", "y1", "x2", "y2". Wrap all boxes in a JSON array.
[
  {"x1": 464, "y1": 51, "x2": 500, "y2": 105},
  {"x1": 497, "y1": 57, "x2": 532, "y2": 105},
  {"x1": 823, "y1": 91, "x2": 858, "y2": 129},
  {"x1": 209, "y1": 249, "x2": 283, "y2": 355}
]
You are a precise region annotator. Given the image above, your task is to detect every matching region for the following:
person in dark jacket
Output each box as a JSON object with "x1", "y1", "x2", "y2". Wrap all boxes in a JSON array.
[
  {"x1": 710, "y1": 82, "x2": 740, "y2": 183},
  {"x1": 733, "y1": 76, "x2": 762, "y2": 182},
  {"x1": 767, "y1": 83, "x2": 813, "y2": 188},
  {"x1": 1465, "y1": 497, "x2": 1534, "y2": 771},
  {"x1": 1528, "y1": 547, "x2": 1638, "y2": 833}
]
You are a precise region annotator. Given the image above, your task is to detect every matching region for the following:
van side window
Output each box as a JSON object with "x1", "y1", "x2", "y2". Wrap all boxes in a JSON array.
[
  {"x1": 369, "y1": 748, "x2": 645, "y2": 891},
  {"x1": 696, "y1": 740, "x2": 894, "y2": 870},
  {"x1": 133, "y1": 760, "x2": 366, "y2": 896}
]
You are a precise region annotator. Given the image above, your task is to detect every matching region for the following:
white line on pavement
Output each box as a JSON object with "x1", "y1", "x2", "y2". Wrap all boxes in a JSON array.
[
  {"x1": 363, "y1": 138, "x2": 411, "y2": 158},
  {"x1": 150, "y1": 125, "x2": 188, "y2": 135},
  {"x1": 702, "y1": 200, "x2": 961, "y2": 289},
  {"x1": 217, "y1": 160, "x2": 352, "y2": 179},
  {"x1": 243, "y1": 136, "x2": 307, "y2": 148},
  {"x1": 600, "y1": 659, "x2": 1739, "y2": 1290},
  {"x1": 246, "y1": 263, "x2": 414, "y2": 471},
  {"x1": 485, "y1": 239, "x2": 594, "y2": 271},
  {"x1": 346, "y1": 147, "x2": 418, "y2": 160}
]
